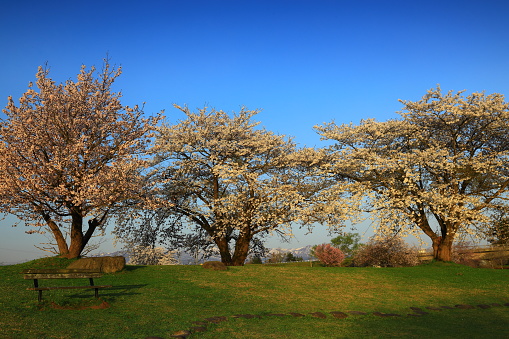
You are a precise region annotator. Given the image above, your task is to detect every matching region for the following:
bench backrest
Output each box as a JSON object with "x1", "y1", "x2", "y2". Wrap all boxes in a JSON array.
[{"x1": 21, "y1": 269, "x2": 102, "y2": 280}]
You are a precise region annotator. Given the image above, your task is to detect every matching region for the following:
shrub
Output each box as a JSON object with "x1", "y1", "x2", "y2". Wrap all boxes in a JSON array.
[
  {"x1": 247, "y1": 255, "x2": 263, "y2": 264},
  {"x1": 314, "y1": 243, "x2": 346, "y2": 267},
  {"x1": 341, "y1": 258, "x2": 355, "y2": 267},
  {"x1": 202, "y1": 261, "x2": 228, "y2": 270},
  {"x1": 353, "y1": 236, "x2": 419, "y2": 267}
]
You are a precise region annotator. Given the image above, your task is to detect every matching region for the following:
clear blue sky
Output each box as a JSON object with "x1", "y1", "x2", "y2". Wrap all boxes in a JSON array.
[{"x1": 1, "y1": 0, "x2": 508, "y2": 264}]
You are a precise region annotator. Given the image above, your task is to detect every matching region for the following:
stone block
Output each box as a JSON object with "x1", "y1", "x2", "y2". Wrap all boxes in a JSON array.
[{"x1": 67, "y1": 256, "x2": 125, "y2": 273}]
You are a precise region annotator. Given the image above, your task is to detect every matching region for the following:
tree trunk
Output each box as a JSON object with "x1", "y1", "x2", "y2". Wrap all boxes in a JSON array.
[
  {"x1": 42, "y1": 212, "x2": 69, "y2": 256},
  {"x1": 431, "y1": 236, "x2": 454, "y2": 262},
  {"x1": 214, "y1": 228, "x2": 253, "y2": 266},
  {"x1": 231, "y1": 228, "x2": 252, "y2": 266},
  {"x1": 417, "y1": 214, "x2": 455, "y2": 262},
  {"x1": 215, "y1": 237, "x2": 234, "y2": 266},
  {"x1": 66, "y1": 211, "x2": 85, "y2": 259}
]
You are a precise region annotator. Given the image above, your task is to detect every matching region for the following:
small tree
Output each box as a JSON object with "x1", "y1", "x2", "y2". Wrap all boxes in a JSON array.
[
  {"x1": 284, "y1": 252, "x2": 303, "y2": 262},
  {"x1": 267, "y1": 250, "x2": 286, "y2": 264},
  {"x1": 331, "y1": 232, "x2": 362, "y2": 258},
  {"x1": 0, "y1": 60, "x2": 160, "y2": 258},
  {"x1": 309, "y1": 245, "x2": 318, "y2": 260},
  {"x1": 314, "y1": 243, "x2": 345, "y2": 267}
]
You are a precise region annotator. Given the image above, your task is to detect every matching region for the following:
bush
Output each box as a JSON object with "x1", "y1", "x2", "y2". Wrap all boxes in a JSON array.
[
  {"x1": 247, "y1": 255, "x2": 263, "y2": 264},
  {"x1": 314, "y1": 243, "x2": 346, "y2": 267},
  {"x1": 202, "y1": 261, "x2": 228, "y2": 270},
  {"x1": 341, "y1": 258, "x2": 355, "y2": 267},
  {"x1": 353, "y1": 236, "x2": 419, "y2": 267}
]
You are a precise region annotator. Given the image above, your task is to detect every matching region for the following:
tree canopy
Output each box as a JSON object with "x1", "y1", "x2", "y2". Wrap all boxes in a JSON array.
[
  {"x1": 330, "y1": 232, "x2": 362, "y2": 258},
  {"x1": 0, "y1": 60, "x2": 160, "y2": 258},
  {"x1": 136, "y1": 105, "x2": 322, "y2": 265},
  {"x1": 315, "y1": 86, "x2": 509, "y2": 261}
]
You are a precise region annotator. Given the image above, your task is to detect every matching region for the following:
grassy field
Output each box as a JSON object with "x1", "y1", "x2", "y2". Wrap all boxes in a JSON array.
[{"x1": 1, "y1": 258, "x2": 509, "y2": 338}]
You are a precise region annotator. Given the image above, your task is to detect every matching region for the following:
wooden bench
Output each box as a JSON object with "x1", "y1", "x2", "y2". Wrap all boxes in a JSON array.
[{"x1": 22, "y1": 269, "x2": 112, "y2": 302}]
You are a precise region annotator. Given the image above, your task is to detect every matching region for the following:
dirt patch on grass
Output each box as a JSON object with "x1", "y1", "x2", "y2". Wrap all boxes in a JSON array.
[{"x1": 38, "y1": 300, "x2": 110, "y2": 310}]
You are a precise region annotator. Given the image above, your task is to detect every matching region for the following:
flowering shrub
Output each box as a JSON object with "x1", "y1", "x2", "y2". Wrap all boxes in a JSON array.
[
  {"x1": 128, "y1": 245, "x2": 179, "y2": 265},
  {"x1": 314, "y1": 243, "x2": 346, "y2": 267},
  {"x1": 353, "y1": 237, "x2": 419, "y2": 267}
]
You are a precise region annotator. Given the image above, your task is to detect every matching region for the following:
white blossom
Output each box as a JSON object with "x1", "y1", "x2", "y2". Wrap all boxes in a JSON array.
[
  {"x1": 128, "y1": 245, "x2": 179, "y2": 265},
  {"x1": 148, "y1": 105, "x2": 323, "y2": 266},
  {"x1": 0, "y1": 60, "x2": 162, "y2": 258},
  {"x1": 315, "y1": 86, "x2": 509, "y2": 261}
]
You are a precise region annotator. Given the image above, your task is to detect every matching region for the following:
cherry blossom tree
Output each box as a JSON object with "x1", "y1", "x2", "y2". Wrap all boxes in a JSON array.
[
  {"x1": 314, "y1": 243, "x2": 345, "y2": 267},
  {"x1": 0, "y1": 60, "x2": 160, "y2": 258},
  {"x1": 315, "y1": 86, "x2": 509, "y2": 261},
  {"x1": 147, "y1": 105, "x2": 322, "y2": 266}
]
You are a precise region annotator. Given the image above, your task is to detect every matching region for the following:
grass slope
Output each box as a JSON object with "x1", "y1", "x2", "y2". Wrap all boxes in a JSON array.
[{"x1": 1, "y1": 258, "x2": 508, "y2": 338}]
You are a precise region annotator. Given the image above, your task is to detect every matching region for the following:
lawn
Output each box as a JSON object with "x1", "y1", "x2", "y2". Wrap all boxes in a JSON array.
[{"x1": 1, "y1": 258, "x2": 508, "y2": 338}]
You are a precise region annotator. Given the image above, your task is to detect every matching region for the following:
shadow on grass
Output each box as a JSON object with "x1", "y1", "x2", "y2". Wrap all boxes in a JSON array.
[
  {"x1": 62, "y1": 284, "x2": 148, "y2": 302},
  {"x1": 123, "y1": 265, "x2": 148, "y2": 272},
  {"x1": 192, "y1": 303, "x2": 509, "y2": 338}
]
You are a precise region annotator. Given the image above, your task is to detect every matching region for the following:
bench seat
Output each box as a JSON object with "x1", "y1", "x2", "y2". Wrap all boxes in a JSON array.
[
  {"x1": 28, "y1": 285, "x2": 112, "y2": 291},
  {"x1": 22, "y1": 269, "x2": 112, "y2": 301}
]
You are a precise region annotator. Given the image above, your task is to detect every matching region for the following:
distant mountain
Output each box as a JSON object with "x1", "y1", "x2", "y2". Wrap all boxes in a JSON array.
[
  {"x1": 267, "y1": 245, "x2": 314, "y2": 261},
  {"x1": 94, "y1": 249, "x2": 221, "y2": 265},
  {"x1": 95, "y1": 245, "x2": 315, "y2": 264}
]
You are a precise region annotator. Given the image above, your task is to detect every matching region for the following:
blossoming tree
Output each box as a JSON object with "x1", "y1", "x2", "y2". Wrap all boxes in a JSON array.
[
  {"x1": 147, "y1": 105, "x2": 322, "y2": 266},
  {"x1": 315, "y1": 87, "x2": 509, "y2": 261},
  {"x1": 0, "y1": 61, "x2": 160, "y2": 258}
]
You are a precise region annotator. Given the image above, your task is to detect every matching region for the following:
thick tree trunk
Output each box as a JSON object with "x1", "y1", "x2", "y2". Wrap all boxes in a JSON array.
[
  {"x1": 42, "y1": 209, "x2": 104, "y2": 259},
  {"x1": 215, "y1": 237, "x2": 234, "y2": 266},
  {"x1": 431, "y1": 236, "x2": 454, "y2": 262},
  {"x1": 42, "y1": 212, "x2": 69, "y2": 256},
  {"x1": 416, "y1": 214, "x2": 455, "y2": 262},
  {"x1": 66, "y1": 212, "x2": 85, "y2": 259},
  {"x1": 214, "y1": 228, "x2": 253, "y2": 266},
  {"x1": 231, "y1": 228, "x2": 252, "y2": 266}
]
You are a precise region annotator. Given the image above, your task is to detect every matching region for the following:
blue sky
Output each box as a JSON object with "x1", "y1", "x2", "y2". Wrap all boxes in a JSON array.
[{"x1": 1, "y1": 0, "x2": 509, "y2": 264}]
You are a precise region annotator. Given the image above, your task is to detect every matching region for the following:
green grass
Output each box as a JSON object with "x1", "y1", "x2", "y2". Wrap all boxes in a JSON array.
[{"x1": 1, "y1": 258, "x2": 508, "y2": 338}]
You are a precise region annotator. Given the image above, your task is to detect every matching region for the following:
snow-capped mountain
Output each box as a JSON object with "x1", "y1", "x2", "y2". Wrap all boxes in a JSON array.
[
  {"x1": 267, "y1": 245, "x2": 314, "y2": 261},
  {"x1": 95, "y1": 245, "x2": 315, "y2": 264}
]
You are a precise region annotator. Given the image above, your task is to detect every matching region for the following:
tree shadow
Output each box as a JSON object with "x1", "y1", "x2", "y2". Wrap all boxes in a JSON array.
[
  {"x1": 68, "y1": 284, "x2": 148, "y2": 300},
  {"x1": 123, "y1": 265, "x2": 147, "y2": 272}
]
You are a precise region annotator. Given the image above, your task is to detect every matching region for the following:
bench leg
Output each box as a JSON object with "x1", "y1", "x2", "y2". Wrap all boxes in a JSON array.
[
  {"x1": 33, "y1": 279, "x2": 43, "y2": 302},
  {"x1": 89, "y1": 278, "x2": 99, "y2": 298}
]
